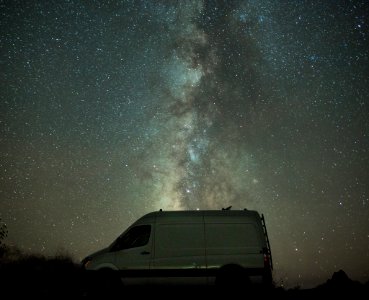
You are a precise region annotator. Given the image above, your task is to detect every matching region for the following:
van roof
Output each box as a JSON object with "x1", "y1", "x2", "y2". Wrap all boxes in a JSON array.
[{"x1": 133, "y1": 209, "x2": 262, "y2": 225}]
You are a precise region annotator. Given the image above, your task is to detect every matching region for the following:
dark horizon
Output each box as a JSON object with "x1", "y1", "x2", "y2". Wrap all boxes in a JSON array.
[
  {"x1": 1, "y1": 0, "x2": 368, "y2": 290},
  {"x1": 0, "y1": 244, "x2": 368, "y2": 292}
]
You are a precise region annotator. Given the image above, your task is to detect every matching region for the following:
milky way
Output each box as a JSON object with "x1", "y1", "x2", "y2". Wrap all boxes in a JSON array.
[{"x1": 1, "y1": 0, "x2": 368, "y2": 288}]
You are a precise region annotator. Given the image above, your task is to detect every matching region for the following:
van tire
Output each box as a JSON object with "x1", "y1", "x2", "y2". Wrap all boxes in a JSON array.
[
  {"x1": 97, "y1": 268, "x2": 122, "y2": 296},
  {"x1": 215, "y1": 265, "x2": 251, "y2": 289}
]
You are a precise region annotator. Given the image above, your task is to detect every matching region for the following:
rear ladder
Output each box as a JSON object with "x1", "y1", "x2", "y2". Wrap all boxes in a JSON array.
[{"x1": 261, "y1": 214, "x2": 273, "y2": 270}]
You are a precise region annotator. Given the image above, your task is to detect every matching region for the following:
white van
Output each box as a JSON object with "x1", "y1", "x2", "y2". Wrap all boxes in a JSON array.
[{"x1": 82, "y1": 208, "x2": 273, "y2": 288}]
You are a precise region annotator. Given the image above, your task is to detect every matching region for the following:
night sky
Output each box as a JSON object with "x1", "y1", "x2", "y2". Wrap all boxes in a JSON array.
[{"x1": 1, "y1": 0, "x2": 368, "y2": 289}]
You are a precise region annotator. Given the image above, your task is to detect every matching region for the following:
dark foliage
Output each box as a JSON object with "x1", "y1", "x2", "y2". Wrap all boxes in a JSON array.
[
  {"x1": 0, "y1": 219, "x2": 7, "y2": 246},
  {"x1": 0, "y1": 248, "x2": 368, "y2": 299}
]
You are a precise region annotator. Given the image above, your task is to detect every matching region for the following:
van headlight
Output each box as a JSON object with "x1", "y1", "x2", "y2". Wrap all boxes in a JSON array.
[{"x1": 81, "y1": 257, "x2": 91, "y2": 269}]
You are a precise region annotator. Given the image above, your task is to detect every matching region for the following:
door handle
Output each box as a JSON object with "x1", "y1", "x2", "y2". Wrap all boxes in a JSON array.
[{"x1": 141, "y1": 251, "x2": 150, "y2": 255}]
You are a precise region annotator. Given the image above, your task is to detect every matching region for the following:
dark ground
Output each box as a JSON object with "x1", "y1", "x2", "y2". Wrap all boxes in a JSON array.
[{"x1": 0, "y1": 253, "x2": 368, "y2": 299}]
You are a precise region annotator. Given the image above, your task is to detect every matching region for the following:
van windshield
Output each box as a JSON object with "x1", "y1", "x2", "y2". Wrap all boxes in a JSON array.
[{"x1": 110, "y1": 225, "x2": 151, "y2": 251}]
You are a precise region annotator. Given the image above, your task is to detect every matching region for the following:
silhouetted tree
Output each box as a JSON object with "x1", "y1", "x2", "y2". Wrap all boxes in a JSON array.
[{"x1": 0, "y1": 218, "x2": 8, "y2": 257}]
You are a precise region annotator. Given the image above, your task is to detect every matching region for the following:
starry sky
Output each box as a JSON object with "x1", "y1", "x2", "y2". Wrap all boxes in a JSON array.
[{"x1": 1, "y1": 0, "x2": 369, "y2": 289}]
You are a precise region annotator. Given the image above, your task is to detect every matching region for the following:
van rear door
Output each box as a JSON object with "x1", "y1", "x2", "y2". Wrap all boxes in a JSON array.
[{"x1": 204, "y1": 216, "x2": 265, "y2": 284}]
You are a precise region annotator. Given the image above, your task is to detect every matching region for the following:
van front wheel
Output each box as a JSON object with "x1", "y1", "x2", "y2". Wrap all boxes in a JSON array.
[{"x1": 97, "y1": 268, "x2": 122, "y2": 296}]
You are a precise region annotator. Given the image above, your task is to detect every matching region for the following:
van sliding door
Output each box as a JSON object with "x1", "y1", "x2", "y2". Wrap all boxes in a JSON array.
[{"x1": 151, "y1": 223, "x2": 207, "y2": 285}]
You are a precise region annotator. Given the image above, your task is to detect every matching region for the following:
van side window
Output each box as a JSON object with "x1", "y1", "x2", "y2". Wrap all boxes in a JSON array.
[{"x1": 110, "y1": 225, "x2": 151, "y2": 251}]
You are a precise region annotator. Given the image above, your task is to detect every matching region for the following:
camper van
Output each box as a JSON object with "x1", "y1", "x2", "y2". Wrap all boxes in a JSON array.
[{"x1": 82, "y1": 209, "x2": 273, "y2": 287}]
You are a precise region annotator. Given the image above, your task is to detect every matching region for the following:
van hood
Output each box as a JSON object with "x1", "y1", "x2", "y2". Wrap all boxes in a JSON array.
[
  {"x1": 81, "y1": 247, "x2": 109, "y2": 265},
  {"x1": 89, "y1": 247, "x2": 109, "y2": 258}
]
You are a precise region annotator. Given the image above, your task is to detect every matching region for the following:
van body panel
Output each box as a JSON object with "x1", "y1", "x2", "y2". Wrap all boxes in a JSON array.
[
  {"x1": 113, "y1": 245, "x2": 152, "y2": 270},
  {"x1": 151, "y1": 220, "x2": 207, "y2": 285},
  {"x1": 88, "y1": 251, "x2": 117, "y2": 271}
]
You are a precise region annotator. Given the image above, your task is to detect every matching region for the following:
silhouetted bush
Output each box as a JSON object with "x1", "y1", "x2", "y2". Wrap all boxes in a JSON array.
[
  {"x1": 0, "y1": 219, "x2": 8, "y2": 258},
  {"x1": 0, "y1": 248, "x2": 368, "y2": 299}
]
